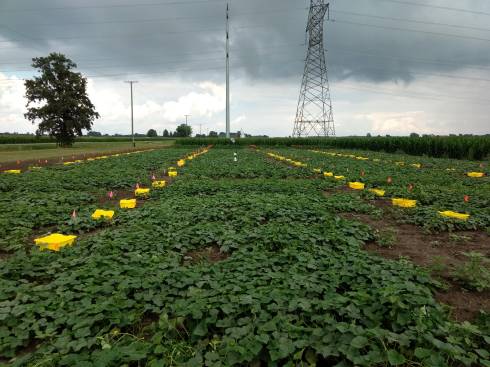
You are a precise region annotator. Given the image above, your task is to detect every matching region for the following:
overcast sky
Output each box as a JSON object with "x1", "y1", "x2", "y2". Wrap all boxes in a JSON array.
[{"x1": 1, "y1": 0, "x2": 490, "y2": 136}]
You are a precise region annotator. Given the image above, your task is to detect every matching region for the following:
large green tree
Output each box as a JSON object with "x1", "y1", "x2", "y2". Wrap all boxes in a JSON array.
[
  {"x1": 174, "y1": 124, "x2": 192, "y2": 137},
  {"x1": 147, "y1": 129, "x2": 158, "y2": 137},
  {"x1": 24, "y1": 53, "x2": 100, "y2": 147}
]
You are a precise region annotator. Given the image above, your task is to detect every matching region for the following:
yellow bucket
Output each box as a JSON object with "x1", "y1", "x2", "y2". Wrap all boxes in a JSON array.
[
  {"x1": 120, "y1": 199, "x2": 137, "y2": 209},
  {"x1": 135, "y1": 188, "x2": 150, "y2": 197},
  {"x1": 348, "y1": 182, "x2": 365, "y2": 190},
  {"x1": 392, "y1": 198, "x2": 417, "y2": 208},
  {"x1": 324, "y1": 172, "x2": 334, "y2": 177},
  {"x1": 334, "y1": 175, "x2": 345, "y2": 180},
  {"x1": 439, "y1": 211, "x2": 470, "y2": 221},
  {"x1": 369, "y1": 188, "x2": 385, "y2": 197},
  {"x1": 467, "y1": 172, "x2": 485, "y2": 178},
  {"x1": 177, "y1": 160, "x2": 186, "y2": 167},
  {"x1": 92, "y1": 210, "x2": 115, "y2": 220},
  {"x1": 34, "y1": 234, "x2": 77, "y2": 252},
  {"x1": 169, "y1": 171, "x2": 178, "y2": 178},
  {"x1": 152, "y1": 180, "x2": 166, "y2": 188},
  {"x1": 4, "y1": 170, "x2": 21, "y2": 174}
]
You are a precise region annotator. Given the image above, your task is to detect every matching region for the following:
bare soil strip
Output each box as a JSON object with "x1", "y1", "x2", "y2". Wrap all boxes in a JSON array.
[{"x1": 340, "y1": 198, "x2": 490, "y2": 322}]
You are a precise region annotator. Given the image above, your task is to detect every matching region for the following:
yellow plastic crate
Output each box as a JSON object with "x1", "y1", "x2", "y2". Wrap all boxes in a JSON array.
[
  {"x1": 91, "y1": 209, "x2": 115, "y2": 220},
  {"x1": 152, "y1": 180, "x2": 166, "y2": 188},
  {"x1": 348, "y1": 182, "x2": 365, "y2": 190},
  {"x1": 334, "y1": 175, "x2": 345, "y2": 180},
  {"x1": 177, "y1": 160, "x2": 186, "y2": 167},
  {"x1": 439, "y1": 211, "x2": 470, "y2": 221},
  {"x1": 120, "y1": 199, "x2": 137, "y2": 209},
  {"x1": 135, "y1": 188, "x2": 150, "y2": 197},
  {"x1": 4, "y1": 170, "x2": 21, "y2": 174},
  {"x1": 313, "y1": 168, "x2": 322, "y2": 173},
  {"x1": 392, "y1": 198, "x2": 417, "y2": 208},
  {"x1": 467, "y1": 172, "x2": 485, "y2": 178},
  {"x1": 169, "y1": 171, "x2": 178, "y2": 178},
  {"x1": 34, "y1": 234, "x2": 77, "y2": 252},
  {"x1": 324, "y1": 172, "x2": 334, "y2": 177},
  {"x1": 369, "y1": 188, "x2": 386, "y2": 197}
]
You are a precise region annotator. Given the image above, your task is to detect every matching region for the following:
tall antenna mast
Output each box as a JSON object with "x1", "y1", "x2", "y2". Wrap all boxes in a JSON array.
[
  {"x1": 293, "y1": 1, "x2": 335, "y2": 137},
  {"x1": 225, "y1": 3, "x2": 231, "y2": 139}
]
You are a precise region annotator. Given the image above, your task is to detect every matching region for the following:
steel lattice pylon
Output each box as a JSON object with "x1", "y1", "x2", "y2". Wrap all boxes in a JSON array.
[{"x1": 293, "y1": 0, "x2": 335, "y2": 137}]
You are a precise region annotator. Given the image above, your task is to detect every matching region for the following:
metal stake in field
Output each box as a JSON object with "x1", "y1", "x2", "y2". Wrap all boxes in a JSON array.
[
  {"x1": 125, "y1": 80, "x2": 138, "y2": 148},
  {"x1": 225, "y1": 2, "x2": 230, "y2": 139},
  {"x1": 293, "y1": 1, "x2": 335, "y2": 138}
]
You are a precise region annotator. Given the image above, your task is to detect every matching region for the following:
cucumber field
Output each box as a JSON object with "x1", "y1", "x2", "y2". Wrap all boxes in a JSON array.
[{"x1": 0, "y1": 145, "x2": 489, "y2": 366}]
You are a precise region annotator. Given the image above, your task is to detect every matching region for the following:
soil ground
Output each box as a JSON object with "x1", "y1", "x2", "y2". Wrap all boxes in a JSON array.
[
  {"x1": 340, "y1": 197, "x2": 490, "y2": 322},
  {"x1": 0, "y1": 140, "x2": 173, "y2": 166}
]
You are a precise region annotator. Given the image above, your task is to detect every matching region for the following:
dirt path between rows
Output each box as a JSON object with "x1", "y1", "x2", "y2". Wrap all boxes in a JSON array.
[
  {"x1": 338, "y1": 197, "x2": 490, "y2": 322},
  {"x1": 0, "y1": 146, "x2": 165, "y2": 172}
]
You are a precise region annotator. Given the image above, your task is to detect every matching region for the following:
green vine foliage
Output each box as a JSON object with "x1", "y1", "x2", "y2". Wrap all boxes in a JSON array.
[{"x1": 0, "y1": 148, "x2": 489, "y2": 366}]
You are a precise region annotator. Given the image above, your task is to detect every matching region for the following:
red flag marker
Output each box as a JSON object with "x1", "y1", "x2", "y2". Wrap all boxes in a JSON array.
[
  {"x1": 387, "y1": 176, "x2": 393, "y2": 184},
  {"x1": 464, "y1": 195, "x2": 470, "y2": 203},
  {"x1": 108, "y1": 191, "x2": 114, "y2": 199},
  {"x1": 152, "y1": 174, "x2": 156, "y2": 181}
]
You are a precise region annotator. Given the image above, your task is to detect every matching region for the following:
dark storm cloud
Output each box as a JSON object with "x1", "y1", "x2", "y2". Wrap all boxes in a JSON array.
[{"x1": 1, "y1": 0, "x2": 490, "y2": 83}]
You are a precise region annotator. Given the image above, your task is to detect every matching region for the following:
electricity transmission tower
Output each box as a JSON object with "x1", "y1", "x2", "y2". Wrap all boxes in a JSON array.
[{"x1": 293, "y1": 0, "x2": 335, "y2": 137}]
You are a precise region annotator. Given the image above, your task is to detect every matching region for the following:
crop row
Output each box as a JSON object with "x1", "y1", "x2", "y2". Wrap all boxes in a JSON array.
[
  {"x1": 0, "y1": 148, "x2": 489, "y2": 366},
  {"x1": 0, "y1": 147, "x2": 195, "y2": 253},
  {"x1": 262, "y1": 147, "x2": 490, "y2": 233},
  {"x1": 176, "y1": 136, "x2": 490, "y2": 160}
]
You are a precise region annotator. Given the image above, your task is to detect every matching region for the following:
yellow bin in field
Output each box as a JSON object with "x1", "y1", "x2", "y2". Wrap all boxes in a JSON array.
[
  {"x1": 4, "y1": 170, "x2": 21, "y2": 174},
  {"x1": 92, "y1": 210, "x2": 115, "y2": 220},
  {"x1": 348, "y1": 182, "x2": 365, "y2": 190},
  {"x1": 135, "y1": 188, "x2": 150, "y2": 197},
  {"x1": 34, "y1": 234, "x2": 77, "y2": 252},
  {"x1": 369, "y1": 188, "x2": 386, "y2": 197},
  {"x1": 439, "y1": 211, "x2": 470, "y2": 221},
  {"x1": 392, "y1": 198, "x2": 417, "y2": 208},
  {"x1": 120, "y1": 199, "x2": 137, "y2": 209},
  {"x1": 467, "y1": 172, "x2": 485, "y2": 178},
  {"x1": 152, "y1": 180, "x2": 166, "y2": 189}
]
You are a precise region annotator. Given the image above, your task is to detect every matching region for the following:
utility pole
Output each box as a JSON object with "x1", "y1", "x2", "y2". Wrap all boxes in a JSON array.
[
  {"x1": 184, "y1": 114, "x2": 191, "y2": 126},
  {"x1": 226, "y1": 3, "x2": 230, "y2": 139},
  {"x1": 293, "y1": 1, "x2": 335, "y2": 137},
  {"x1": 125, "y1": 81, "x2": 138, "y2": 147}
]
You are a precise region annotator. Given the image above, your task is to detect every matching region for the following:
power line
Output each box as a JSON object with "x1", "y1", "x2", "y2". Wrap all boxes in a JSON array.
[
  {"x1": 369, "y1": 0, "x2": 490, "y2": 17},
  {"x1": 0, "y1": 0, "x2": 227, "y2": 13},
  {"x1": 333, "y1": 9, "x2": 490, "y2": 33},
  {"x1": 330, "y1": 19, "x2": 490, "y2": 43},
  {"x1": 4, "y1": 7, "x2": 308, "y2": 28}
]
